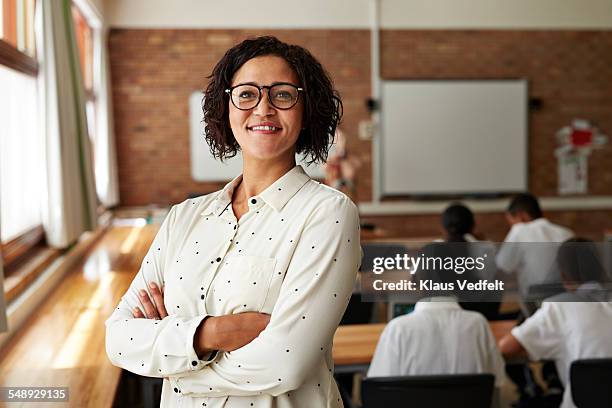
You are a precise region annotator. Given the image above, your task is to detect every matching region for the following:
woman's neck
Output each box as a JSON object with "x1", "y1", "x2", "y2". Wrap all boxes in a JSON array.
[{"x1": 239, "y1": 157, "x2": 296, "y2": 199}]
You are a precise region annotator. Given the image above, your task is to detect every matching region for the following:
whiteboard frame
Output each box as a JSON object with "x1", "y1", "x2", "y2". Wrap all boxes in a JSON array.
[{"x1": 379, "y1": 78, "x2": 529, "y2": 198}]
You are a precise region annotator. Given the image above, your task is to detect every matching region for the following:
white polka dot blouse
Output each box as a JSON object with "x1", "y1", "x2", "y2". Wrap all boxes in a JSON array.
[{"x1": 105, "y1": 165, "x2": 362, "y2": 407}]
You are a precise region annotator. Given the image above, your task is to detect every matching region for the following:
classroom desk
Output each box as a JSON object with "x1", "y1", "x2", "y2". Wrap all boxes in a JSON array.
[{"x1": 332, "y1": 320, "x2": 516, "y2": 373}]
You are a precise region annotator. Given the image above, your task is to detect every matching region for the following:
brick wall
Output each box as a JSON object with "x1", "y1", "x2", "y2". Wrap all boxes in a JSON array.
[
  {"x1": 109, "y1": 29, "x2": 612, "y2": 238},
  {"x1": 381, "y1": 30, "x2": 612, "y2": 197},
  {"x1": 362, "y1": 209, "x2": 612, "y2": 241},
  {"x1": 109, "y1": 29, "x2": 371, "y2": 206}
]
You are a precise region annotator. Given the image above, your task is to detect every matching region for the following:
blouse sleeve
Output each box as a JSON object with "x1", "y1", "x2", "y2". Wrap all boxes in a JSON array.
[
  {"x1": 170, "y1": 195, "x2": 362, "y2": 397},
  {"x1": 105, "y1": 205, "x2": 215, "y2": 378}
]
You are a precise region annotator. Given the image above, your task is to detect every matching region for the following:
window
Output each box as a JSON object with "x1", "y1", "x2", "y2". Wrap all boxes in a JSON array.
[
  {"x1": 0, "y1": 64, "x2": 41, "y2": 245},
  {"x1": 1, "y1": 0, "x2": 36, "y2": 58},
  {"x1": 1, "y1": 0, "x2": 41, "y2": 272}
]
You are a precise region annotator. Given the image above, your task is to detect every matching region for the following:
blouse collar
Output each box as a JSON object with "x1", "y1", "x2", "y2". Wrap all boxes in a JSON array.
[{"x1": 201, "y1": 165, "x2": 311, "y2": 216}]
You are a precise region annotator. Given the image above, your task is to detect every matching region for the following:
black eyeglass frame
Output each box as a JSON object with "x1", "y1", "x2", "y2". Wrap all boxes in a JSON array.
[{"x1": 224, "y1": 82, "x2": 304, "y2": 111}]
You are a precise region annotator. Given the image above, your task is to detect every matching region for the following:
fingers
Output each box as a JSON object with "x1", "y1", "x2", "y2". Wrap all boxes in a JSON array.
[
  {"x1": 139, "y1": 289, "x2": 160, "y2": 320},
  {"x1": 148, "y1": 282, "x2": 168, "y2": 318},
  {"x1": 132, "y1": 306, "x2": 145, "y2": 318}
]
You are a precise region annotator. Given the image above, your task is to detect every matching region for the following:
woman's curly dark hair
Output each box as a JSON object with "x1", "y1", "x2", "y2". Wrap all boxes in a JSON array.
[{"x1": 203, "y1": 36, "x2": 343, "y2": 165}]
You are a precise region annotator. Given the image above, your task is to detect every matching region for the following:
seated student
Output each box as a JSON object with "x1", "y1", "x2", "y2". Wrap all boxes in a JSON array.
[
  {"x1": 496, "y1": 193, "x2": 574, "y2": 306},
  {"x1": 367, "y1": 297, "x2": 506, "y2": 388},
  {"x1": 546, "y1": 238, "x2": 610, "y2": 302},
  {"x1": 499, "y1": 238, "x2": 612, "y2": 408},
  {"x1": 439, "y1": 202, "x2": 478, "y2": 242},
  {"x1": 438, "y1": 203, "x2": 500, "y2": 319}
]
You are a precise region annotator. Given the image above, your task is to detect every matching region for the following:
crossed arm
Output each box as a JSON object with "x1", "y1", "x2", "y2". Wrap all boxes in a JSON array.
[{"x1": 133, "y1": 282, "x2": 270, "y2": 357}]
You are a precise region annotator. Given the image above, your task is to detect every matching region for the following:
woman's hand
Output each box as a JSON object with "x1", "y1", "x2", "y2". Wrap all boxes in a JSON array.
[
  {"x1": 131, "y1": 283, "x2": 270, "y2": 357},
  {"x1": 132, "y1": 282, "x2": 168, "y2": 320},
  {"x1": 195, "y1": 313, "x2": 271, "y2": 356}
]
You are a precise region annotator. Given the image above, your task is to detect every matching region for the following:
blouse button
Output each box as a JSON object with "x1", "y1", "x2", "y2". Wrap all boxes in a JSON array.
[
  {"x1": 216, "y1": 257, "x2": 221, "y2": 262},
  {"x1": 173, "y1": 387, "x2": 179, "y2": 393},
  {"x1": 191, "y1": 361, "x2": 198, "y2": 366},
  {"x1": 250, "y1": 198, "x2": 257, "y2": 204}
]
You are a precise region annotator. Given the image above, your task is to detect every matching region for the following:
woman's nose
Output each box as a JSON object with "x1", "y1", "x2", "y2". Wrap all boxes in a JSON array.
[{"x1": 253, "y1": 89, "x2": 275, "y2": 116}]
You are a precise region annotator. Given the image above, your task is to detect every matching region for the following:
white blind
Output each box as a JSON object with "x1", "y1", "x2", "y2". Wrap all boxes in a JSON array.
[{"x1": 0, "y1": 64, "x2": 42, "y2": 243}]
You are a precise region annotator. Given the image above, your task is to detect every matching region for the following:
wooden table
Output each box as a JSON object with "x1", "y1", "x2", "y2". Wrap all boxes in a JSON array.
[{"x1": 332, "y1": 320, "x2": 516, "y2": 373}]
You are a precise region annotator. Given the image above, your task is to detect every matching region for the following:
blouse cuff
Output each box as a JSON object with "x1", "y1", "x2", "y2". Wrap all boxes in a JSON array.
[{"x1": 185, "y1": 314, "x2": 217, "y2": 371}]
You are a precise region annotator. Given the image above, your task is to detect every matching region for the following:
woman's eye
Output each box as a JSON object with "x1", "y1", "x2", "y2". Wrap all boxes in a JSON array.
[
  {"x1": 239, "y1": 91, "x2": 257, "y2": 99},
  {"x1": 275, "y1": 91, "x2": 292, "y2": 100}
]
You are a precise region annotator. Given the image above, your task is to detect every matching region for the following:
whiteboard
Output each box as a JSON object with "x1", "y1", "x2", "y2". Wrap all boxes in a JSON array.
[
  {"x1": 381, "y1": 80, "x2": 528, "y2": 196},
  {"x1": 189, "y1": 92, "x2": 326, "y2": 182}
]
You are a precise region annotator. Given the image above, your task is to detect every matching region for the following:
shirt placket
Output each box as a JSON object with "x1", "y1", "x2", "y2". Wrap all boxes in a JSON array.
[{"x1": 201, "y1": 197, "x2": 266, "y2": 311}]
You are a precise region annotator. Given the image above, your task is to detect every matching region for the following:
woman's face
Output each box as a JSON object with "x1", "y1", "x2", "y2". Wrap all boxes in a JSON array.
[{"x1": 229, "y1": 55, "x2": 304, "y2": 165}]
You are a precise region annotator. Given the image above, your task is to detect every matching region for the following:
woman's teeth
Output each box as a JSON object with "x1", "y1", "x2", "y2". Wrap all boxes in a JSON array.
[{"x1": 250, "y1": 126, "x2": 279, "y2": 131}]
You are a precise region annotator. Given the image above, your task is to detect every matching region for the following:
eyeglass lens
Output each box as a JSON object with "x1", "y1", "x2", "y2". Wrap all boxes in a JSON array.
[{"x1": 230, "y1": 84, "x2": 299, "y2": 110}]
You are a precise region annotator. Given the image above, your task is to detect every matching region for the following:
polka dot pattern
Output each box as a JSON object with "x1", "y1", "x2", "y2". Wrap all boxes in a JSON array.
[{"x1": 106, "y1": 166, "x2": 360, "y2": 408}]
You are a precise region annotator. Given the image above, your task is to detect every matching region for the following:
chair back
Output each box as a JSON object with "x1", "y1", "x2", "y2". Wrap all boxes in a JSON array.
[
  {"x1": 571, "y1": 358, "x2": 612, "y2": 407},
  {"x1": 362, "y1": 374, "x2": 494, "y2": 408}
]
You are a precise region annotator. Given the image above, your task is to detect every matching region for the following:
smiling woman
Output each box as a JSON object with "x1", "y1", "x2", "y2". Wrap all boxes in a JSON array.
[{"x1": 105, "y1": 36, "x2": 361, "y2": 408}]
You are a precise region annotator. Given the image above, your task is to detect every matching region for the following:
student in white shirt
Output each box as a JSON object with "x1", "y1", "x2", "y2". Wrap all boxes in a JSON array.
[
  {"x1": 106, "y1": 36, "x2": 362, "y2": 408},
  {"x1": 368, "y1": 297, "x2": 506, "y2": 382},
  {"x1": 496, "y1": 193, "x2": 574, "y2": 302},
  {"x1": 499, "y1": 238, "x2": 612, "y2": 408},
  {"x1": 368, "y1": 297, "x2": 506, "y2": 406}
]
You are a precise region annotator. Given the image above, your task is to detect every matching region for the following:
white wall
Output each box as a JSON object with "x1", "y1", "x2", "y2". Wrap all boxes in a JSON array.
[
  {"x1": 105, "y1": 0, "x2": 612, "y2": 29},
  {"x1": 382, "y1": 0, "x2": 612, "y2": 29},
  {"x1": 105, "y1": 0, "x2": 370, "y2": 29}
]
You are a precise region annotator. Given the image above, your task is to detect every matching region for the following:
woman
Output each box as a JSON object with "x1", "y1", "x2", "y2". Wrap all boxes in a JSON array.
[{"x1": 105, "y1": 36, "x2": 362, "y2": 408}]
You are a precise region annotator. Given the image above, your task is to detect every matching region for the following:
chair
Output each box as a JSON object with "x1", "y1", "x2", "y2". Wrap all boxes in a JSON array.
[
  {"x1": 571, "y1": 358, "x2": 612, "y2": 407},
  {"x1": 340, "y1": 293, "x2": 374, "y2": 325},
  {"x1": 361, "y1": 374, "x2": 494, "y2": 408}
]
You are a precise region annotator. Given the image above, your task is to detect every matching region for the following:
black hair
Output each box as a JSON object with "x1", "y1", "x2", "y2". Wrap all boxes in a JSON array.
[
  {"x1": 507, "y1": 193, "x2": 543, "y2": 219},
  {"x1": 203, "y1": 36, "x2": 342, "y2": 165},
  {"x1": 442, "y1": 203, "x2": 475, "y2": 242},
  {"x1": 556, "y1": 238, "x2": 608, "y2": 284}
]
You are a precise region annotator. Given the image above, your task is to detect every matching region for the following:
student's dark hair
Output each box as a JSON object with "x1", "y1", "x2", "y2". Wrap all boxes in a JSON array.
[
  {"x1": 442, "y1": 203, "x2": 475, "y2": 242},
  {"x1": 556, "y1": 238, "x2": 608, "y2": 284},
  {"x1": 507, "y1": 193, "x2": 543, "y2": 219},
  {"x1": 203, "y1": 36, "x2": 343, "y2": 165}
]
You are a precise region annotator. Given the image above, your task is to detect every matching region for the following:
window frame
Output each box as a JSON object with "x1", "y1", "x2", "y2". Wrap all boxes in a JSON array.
[
  {"x1": 1, "y1": 226, "x2": 44, "y2": 268},
  {"x1": 0, "y1": 37, "x2": 37, "y2": 76},
  {"x1": 1, "y1": 0, "x2": 43, "y2": 292}
]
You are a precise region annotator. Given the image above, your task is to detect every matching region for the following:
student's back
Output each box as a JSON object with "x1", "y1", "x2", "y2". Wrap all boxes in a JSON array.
[
  {"x1": 497, "y1": 218, "x2": 574, "y2": 298},
  {"x1": 368, "y1": 299, "x2": 505, "y2": 387},
  {"x1": 511, "y1": 302, "x2": 612, "y2": 408},
  {"x1": 496, "y1": 194, "x2": 574, "y2": 299}
]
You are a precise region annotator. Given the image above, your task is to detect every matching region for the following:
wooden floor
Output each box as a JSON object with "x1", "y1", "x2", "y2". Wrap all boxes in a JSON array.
[{"x1": 0, "y1": 224, "x2": 159, "y2": 408}]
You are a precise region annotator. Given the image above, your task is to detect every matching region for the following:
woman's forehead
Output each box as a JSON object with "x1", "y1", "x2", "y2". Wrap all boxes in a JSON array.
[{"x1": 232, "y1": 55, "x2": 298, "y2": 85}]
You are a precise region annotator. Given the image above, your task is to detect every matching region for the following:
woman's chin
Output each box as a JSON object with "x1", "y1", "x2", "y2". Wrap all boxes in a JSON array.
[{"x1": 242, "y1": 149, "x2": 296, "y2": 164}]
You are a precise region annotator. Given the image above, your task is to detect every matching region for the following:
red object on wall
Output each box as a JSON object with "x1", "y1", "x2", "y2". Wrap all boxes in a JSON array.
[{"x1": 571, "y1": 129, "x2": 593, "y2": 147}]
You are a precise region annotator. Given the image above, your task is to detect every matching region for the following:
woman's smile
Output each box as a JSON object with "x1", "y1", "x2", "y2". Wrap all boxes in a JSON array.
[{"x1": 247, "y1": 121, "x2": 283, "y2": 134}]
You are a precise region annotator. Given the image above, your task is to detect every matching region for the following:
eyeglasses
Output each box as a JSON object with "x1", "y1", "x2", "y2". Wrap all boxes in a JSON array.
[{"x1": 225, "y1": 83, "x2": 303, "y2": 111}]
